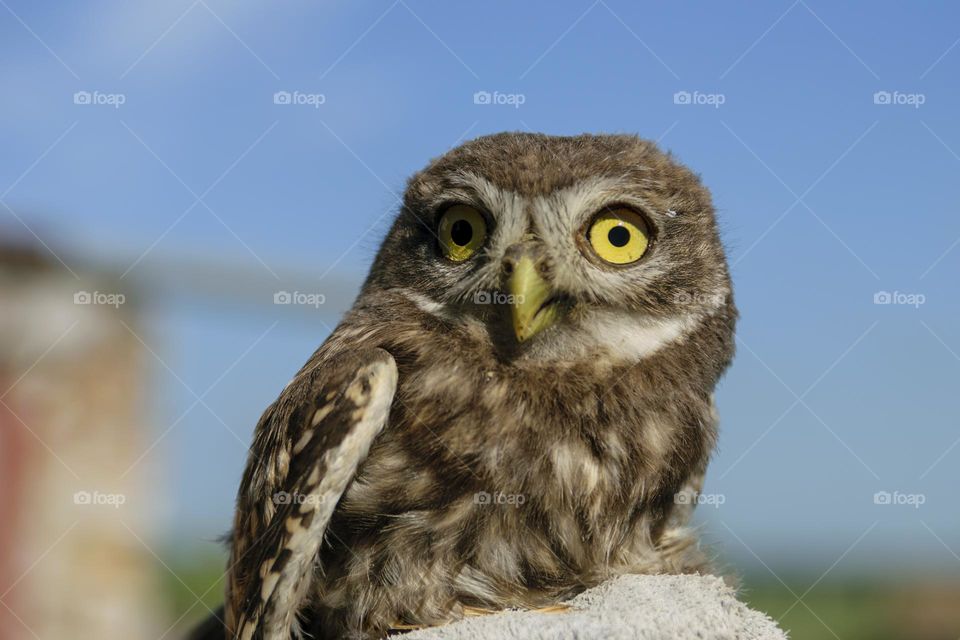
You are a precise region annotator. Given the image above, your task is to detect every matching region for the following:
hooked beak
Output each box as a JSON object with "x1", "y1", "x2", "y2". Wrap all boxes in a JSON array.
[{"x1": 506, "y1": 254, "x2": 563, "y2": 342}]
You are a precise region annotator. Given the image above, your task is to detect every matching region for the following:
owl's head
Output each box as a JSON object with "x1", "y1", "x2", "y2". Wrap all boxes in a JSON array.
[{"x1": 367, "y1": 133, "x2": 734, "y2": 363}]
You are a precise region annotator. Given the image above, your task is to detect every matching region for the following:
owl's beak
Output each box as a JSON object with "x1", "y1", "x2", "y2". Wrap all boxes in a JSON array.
[{"x1": 506, "y1": 254, "x2": 561, "y2": 342}]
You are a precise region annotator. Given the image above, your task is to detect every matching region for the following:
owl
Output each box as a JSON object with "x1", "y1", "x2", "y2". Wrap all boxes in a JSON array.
[{"x1": 190, "y1": 132, "x2": 737, "y2": 640}]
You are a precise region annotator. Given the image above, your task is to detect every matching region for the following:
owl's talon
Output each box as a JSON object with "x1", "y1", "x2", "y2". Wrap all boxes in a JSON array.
[
  {"x1": 463, "y1": 603, "x2": 572, "y2": 617},
  {"x1": 389, "y1": 621, "x2": 427, "y2": 631},
  {"x1": 530, "y1": 604, "x2": 571, "y2": 614}
]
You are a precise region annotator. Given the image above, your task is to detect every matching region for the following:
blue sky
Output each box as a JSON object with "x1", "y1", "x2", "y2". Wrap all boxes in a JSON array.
[{"x1": 2, "y1": 1, "x2": 959, "y2": 576}]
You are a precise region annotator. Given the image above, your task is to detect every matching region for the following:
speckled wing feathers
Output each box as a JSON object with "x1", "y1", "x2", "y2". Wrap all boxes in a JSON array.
[{"x1": 226, "y1": 349, "x2": 398, "y2": 640}]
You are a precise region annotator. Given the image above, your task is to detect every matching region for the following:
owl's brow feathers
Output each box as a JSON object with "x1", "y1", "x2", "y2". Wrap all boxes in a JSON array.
[{"x1": 437, "y1": 171, "x2": 654, "y2": 227}]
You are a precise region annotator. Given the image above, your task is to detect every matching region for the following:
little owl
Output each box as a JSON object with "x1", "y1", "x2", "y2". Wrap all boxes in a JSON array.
[{"x1": 191, "y1": 132, "x2": 737, "y2": 640}]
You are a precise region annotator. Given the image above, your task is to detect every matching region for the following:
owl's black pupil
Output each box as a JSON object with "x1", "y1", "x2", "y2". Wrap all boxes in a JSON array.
[
  {"x1": 450, "y1": 219, "x2": 473, "y2": 246},
  {"x1": 608, "y1": 225, "x2": 630, "y2": 247}
]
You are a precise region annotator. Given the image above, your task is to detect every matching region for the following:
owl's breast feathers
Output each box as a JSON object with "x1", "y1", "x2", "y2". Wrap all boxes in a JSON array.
[
  {"x1": 308, "y1": 291, "x2": 722, "y2": 607},
  {"x1": 219, "y1": 290, "x2": 729, "y2": 640}
]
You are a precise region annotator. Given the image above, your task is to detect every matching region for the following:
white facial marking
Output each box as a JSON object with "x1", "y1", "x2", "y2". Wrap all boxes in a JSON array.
[
  {"x1": 521, "y1": 310, "x2": 702, "y2": 364},
  {"x1": 582, "y1": 310, "x2": 701, "y2": 361}
]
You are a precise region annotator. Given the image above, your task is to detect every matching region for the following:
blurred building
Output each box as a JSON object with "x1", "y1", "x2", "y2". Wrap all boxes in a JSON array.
[{"x1": 0, "y1": 239, "x2": 163, "y2": 639}]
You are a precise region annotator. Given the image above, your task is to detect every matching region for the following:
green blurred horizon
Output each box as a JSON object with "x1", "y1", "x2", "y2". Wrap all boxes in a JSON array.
[{"x1": 160, "y1": 548, "x2": 960, "y2": 640}]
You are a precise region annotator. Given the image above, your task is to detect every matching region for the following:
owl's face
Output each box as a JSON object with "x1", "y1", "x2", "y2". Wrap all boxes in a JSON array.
[{"x1": 367, "y1": 133, "x2": 733, "y2": 362}]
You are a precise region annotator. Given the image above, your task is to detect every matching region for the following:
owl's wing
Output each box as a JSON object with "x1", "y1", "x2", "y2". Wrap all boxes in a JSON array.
[{"x1": 224, "y1": 347, "x2": 397, "y2": 640}]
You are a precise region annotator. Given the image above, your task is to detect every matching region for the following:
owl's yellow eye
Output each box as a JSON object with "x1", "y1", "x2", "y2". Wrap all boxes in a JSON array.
[
  {"x1": 587, "y1": 208, "x2": 651, "y2": 265},
  {"x1": 438, "y1": 204, "x2": 487, "y2": 262}
]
